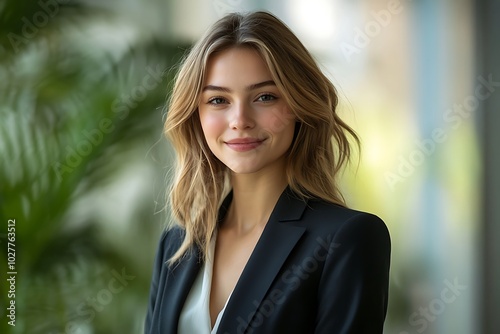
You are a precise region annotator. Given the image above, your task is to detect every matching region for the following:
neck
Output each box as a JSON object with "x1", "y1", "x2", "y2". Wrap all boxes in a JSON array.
[{"x1": 224, "y1": 161, "x2": 288, "y2": 235}]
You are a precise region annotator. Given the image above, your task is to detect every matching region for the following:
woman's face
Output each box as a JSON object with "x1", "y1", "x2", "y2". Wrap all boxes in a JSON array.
[{"x1": 198, "y1": 47, "x2": 296, "y2": 175}]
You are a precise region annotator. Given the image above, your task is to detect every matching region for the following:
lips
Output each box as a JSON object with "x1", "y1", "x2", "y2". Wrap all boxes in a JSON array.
[{"x1": 224, "y1": 138, "x2": 265, "y2": 152}]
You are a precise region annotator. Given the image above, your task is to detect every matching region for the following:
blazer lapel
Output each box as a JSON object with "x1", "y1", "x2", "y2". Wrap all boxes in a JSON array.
[
  {"x1": 158, "y1": 247, "x2": 202, "y2": 333},
  {"x1": 158, "y1": 191, "x2": 233, "y2": 333},
  {"x1": 217, "y1": 187, "x2": 308, "y2": 333}
]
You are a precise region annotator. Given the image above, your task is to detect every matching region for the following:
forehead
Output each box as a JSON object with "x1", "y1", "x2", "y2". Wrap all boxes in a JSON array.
[{"x1": 204, "y1": 47, "x2": 272, "y2": 84}]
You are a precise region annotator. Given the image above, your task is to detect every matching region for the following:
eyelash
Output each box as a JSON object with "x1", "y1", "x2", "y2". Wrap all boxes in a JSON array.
[
  {"x1": 206, "y1": 93, "x2": 278, "y2": 105},
  {"x1": 207, "y1": 96, "x2": 227, "y2": 105},
  {"x1": 256, "y1": 93, "x2": 278, "y2": 102}
]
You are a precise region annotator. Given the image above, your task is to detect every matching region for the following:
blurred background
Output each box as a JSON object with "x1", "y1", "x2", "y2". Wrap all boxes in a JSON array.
[{"x1": 0, "y1": 0, "x2": 498, "y2": 333}]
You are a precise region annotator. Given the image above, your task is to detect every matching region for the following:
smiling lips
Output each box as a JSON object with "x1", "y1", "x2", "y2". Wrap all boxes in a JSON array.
[{"x1": 224, "y1": 138, "x2": 266, "y2": 152}]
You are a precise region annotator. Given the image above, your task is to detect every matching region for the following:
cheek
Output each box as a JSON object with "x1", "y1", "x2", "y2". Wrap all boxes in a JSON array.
[
  {"x1": 199, "y1": 112, "x2": 226, "y2": 142},
  {"x1": 261, "y1": 105, "x2": 295, "y2": 136}
]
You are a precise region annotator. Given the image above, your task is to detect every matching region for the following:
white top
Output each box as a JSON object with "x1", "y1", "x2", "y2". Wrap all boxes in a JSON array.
[{"x1": 178, "y1": 233, "x2": 232, "y2": 334}]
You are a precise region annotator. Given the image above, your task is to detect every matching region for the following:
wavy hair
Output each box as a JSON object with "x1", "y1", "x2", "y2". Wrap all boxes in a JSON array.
[{"x1": 164, "y1": 11, "x2": 359, "y2": 263}]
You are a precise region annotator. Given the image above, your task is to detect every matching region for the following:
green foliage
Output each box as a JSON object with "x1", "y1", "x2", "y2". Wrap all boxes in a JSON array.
[{"x1": 0, "y1": 1, "x2": 189, "y2": 333}]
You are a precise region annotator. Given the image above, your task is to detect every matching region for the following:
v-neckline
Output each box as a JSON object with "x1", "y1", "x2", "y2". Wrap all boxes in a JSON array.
[{"x1": 207, "y1": 231, "x2": 232, "y2": 332}]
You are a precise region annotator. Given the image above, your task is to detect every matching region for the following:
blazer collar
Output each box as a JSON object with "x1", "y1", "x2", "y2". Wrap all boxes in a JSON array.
[{"x1": 159, "y1": 186, "x2": 308, "y2": 333}]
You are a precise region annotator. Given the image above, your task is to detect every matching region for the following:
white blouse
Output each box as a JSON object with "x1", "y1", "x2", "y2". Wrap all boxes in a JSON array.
[{"x1": 178, "y1": 233, "x2": 232, "y2": 334}]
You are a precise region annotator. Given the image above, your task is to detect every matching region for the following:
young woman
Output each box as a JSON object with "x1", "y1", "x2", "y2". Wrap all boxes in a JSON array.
[{"x1": 145, "y1": 11, "x2": 391, "y2": 334}]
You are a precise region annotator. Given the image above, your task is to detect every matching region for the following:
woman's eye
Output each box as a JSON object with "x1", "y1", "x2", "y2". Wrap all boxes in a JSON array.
[
  {"x1": 256, "y1": 94, "x2": 277, "y2": 102},
  {"x1": 208, "y1": 97, "x2": 227, "y2": 105}
]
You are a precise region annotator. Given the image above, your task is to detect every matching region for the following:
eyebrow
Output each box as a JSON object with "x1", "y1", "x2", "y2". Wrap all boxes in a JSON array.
[{"x1": 202, "y1": 80, "x2": 276, "y2": 93}]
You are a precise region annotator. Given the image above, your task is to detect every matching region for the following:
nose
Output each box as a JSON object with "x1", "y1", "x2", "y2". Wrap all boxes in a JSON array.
[{"x1": 229, "y1": 102, "x2": 255, "y2": 130}]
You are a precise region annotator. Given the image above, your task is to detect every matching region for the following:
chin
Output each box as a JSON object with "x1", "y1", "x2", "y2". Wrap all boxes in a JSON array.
[
  {"x1": 228, "y1": 168, "x2": 260, "y2": 175},
  {"x1": 227, "y1": 164, "x2": 263, "y2": 175}
]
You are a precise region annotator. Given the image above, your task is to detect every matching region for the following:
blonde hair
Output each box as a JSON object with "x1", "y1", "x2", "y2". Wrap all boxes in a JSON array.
[{"x1": 164, "y1": 11, "x2": 359, "y2": 263}]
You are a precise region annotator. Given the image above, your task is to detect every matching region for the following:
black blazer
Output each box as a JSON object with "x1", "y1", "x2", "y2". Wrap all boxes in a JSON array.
[{"x1": 145, "y1": 187, "x2": 391, "y2": 334}]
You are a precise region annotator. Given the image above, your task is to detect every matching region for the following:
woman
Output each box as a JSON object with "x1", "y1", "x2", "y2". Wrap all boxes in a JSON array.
[{"x1": 145, "y1": 11, "x2": 391, "y2": 334}]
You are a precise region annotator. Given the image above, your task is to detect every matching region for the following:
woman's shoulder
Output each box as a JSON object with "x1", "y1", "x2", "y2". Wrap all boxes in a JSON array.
[
  {"x1": 155, "y1": 225, "x2": 186, "y2": 258},
  {"x1": 301, "y1": 197, "x2": 390, "y2": 241}
]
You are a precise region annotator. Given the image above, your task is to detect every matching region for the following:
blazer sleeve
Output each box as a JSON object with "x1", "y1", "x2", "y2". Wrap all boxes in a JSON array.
[
  {"x1": 144, "y1": 229, "x2": 168, "y2": 334},
  {"x1": 314, "y1": 213, "x2": 391, "y2": 334}
]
